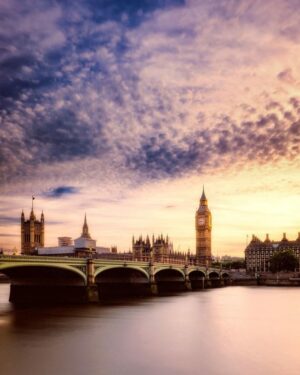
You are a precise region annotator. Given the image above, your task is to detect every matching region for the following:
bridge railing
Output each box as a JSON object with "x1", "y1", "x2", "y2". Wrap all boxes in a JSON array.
[
  {"x1": 95, "y1": 253, "x2": 207, "y2": 266},
  {"x1": 0, "y1": 253, "x2": 209, "y2": 267}
]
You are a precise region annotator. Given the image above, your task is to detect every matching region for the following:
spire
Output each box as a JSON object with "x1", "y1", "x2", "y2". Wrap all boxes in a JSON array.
[
  {"x1": 81, "y1": 213, "x2": 91, "y2": 239},
  {"x1": 199, "y1": 185, "x2": 208, "y2": 207},
  {"x1": 264, "y1": 233, "x2": 270, "y2": 243},
  {"x1": 30, "y1": 196, "x2": 35, "y2": 220}
]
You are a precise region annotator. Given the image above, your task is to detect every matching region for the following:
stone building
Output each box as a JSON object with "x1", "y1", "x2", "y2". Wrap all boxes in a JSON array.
[
  {"x1": 21, "y1": 208, "x2": 44, "y2": 255},
  {"x1": 132, "y1": 235, "x2": 173, "y2": 261},
  {"x1": 195, "y1": 188, "x2": 212, "y2": 265},
  {"x1": 245, "y1": 233, "x2": 300, "y2": 272}
]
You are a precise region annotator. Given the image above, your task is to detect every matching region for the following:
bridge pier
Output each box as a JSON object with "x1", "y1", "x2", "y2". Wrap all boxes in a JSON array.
[
  {"x1": 87, "y1": 258, "x2": 95, "y2": 285},
  {"x1": 149, "y1": 262, "x2": 158, "y2": 295},
  {"x1": 86, "y1": 285, "x2": 99, "y2": 303},
  {"x1": 184, "y1": 266, "x2": 192, "y2": 291}
]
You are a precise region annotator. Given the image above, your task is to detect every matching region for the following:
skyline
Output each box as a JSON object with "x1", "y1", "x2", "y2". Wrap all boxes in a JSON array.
[{"x1": 1, "y1": 0, "x2": 300, "y2": 254}]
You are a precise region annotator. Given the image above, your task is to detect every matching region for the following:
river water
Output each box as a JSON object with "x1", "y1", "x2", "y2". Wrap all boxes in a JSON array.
[{"x1": 0, "y1": 284, "x2": 300, "y2": 375}]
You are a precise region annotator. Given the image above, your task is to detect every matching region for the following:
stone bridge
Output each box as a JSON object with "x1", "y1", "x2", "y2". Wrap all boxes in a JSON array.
[{"x1": 0, "y1": 255, "x2": 231, "y2": 303}]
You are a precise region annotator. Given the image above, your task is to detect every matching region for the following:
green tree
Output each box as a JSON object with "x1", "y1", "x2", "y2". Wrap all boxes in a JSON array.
[{"x1": 269, "y1": 250, "x2": 298, "y2": 273}]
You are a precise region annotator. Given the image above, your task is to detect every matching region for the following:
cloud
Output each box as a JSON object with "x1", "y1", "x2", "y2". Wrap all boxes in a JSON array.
[
  {"x1": 0, "y1": 233, "x2": 18, "y2": 237},
  {"x1": 277, "y1": 68, "x2": 298, "y2": 85},
  {"x1": 44, "y1": 186, "x2": 79, "y2": 198},
  {"x1": 1, "y1": 0, "x2": 300, "y2": 193},
  {"x1": 0, "y1": 217, "x2": 19, "y2": 225}
]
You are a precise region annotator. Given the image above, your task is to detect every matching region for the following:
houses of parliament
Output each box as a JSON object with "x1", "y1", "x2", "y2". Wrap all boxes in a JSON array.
[
  {"x1": 132, "y1": 188, "x2": 212, "y2": 264},
  {"x1": 20, "y1": 189, "x2": 213, "y2": 264}
]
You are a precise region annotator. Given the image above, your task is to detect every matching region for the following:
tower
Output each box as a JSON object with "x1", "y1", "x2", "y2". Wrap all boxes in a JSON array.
[
  {"x1": 21, "y1": 204, "x2": 45, "y2": 255},
  {"x1": 195, "y1": 187, "x2": 212, "y2": 265}
]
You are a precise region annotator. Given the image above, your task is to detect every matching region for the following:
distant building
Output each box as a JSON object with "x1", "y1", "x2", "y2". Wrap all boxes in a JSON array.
[
  {"x1": 58, "y1": 237, "x2": 73, "y2": 247},
  {"x1": 132, "y1": 235, "x2": 173, "y2": 261},
  {"x1": 220, "y1": 255, "x2": 245, "y2": 263},
  {"x1": 245, "y1": 233, "x2": 300, "y2": 272},
  {"x1": 38, "y1": 215, "x2": 110, "y2": 257},
  {"x1": 195, "y1": 188, "x2": 212, "y2": 265},
  {"x1": 21, "y1": 208, "x2": 44, "y2": 255},
  {"x1": 38, "y1": 246, "x2": 74, "y2": 256}
]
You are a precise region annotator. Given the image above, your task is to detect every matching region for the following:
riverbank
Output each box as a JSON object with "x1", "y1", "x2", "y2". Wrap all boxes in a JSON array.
[{"x1": 231, "y1": 272, "x2": 300, "y2": 286}]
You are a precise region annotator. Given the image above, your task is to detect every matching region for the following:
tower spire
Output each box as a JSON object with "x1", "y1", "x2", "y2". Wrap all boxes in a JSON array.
[
  {"x1": 201, "y1": 185, "x2": 206, "y2": 201},
  {"x1": 30, "y1": 196, "x2": 35, "y2": 220},
  {"x1": 81, "y1": 213, "x2": 91, "y2": 239}
]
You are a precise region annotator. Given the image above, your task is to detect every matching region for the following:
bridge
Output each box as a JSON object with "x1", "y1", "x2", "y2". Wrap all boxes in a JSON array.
[{"x1": 0, "y1": 255, "x2": 231, "y2": 303}]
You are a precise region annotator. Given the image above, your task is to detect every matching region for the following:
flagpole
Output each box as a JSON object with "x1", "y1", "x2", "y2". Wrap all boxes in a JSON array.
[{"x1": 32, "y1": 195, "x2": 35, "y2": 211}]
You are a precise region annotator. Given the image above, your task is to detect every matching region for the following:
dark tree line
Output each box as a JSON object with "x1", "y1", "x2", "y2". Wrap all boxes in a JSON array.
[{"x1": 269, "y1": 250, "x2": 298, "y2": 273}]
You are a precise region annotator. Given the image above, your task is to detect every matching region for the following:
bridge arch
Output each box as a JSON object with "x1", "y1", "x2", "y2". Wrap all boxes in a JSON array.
[
  {"x1": 208, "y1": 271, "x2": 220, "y2": 279},
  {"x1": 221, "y1": 272, "x2": 230, "y2": 278},
  {"x1": 188, "y1": 269, "x2": 206, "y2": 278},
  {"x1": 188, "y1": 269, "x2": 206, "y2": 290},
  {"x1": 0, "y1": 263, "x2": 87, "y2": 285},
  {"x1": 154, "y1": 267, "x2": 185, "y2": 279},
  {"x1": 94, "y1": 265, "x2": 149, "y2": 280},
  {"x1": 94, "y1": 265, "x2": 150, "y2": 297}
]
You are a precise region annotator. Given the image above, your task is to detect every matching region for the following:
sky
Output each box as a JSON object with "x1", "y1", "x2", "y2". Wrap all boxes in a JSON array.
[{"x1": 0, "y1": 0, "x2": 300, "y2": 255}]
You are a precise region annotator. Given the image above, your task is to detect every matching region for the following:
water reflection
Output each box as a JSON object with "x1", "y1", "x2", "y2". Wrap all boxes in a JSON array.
[{"x1": 0, "y1": 285, "x2": 300, "y2": 375}]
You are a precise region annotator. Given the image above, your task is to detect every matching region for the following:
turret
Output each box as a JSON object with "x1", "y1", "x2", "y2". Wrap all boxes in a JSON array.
[
  {"x1": 40, "y1": 211, "x2": 45, "y2": 246},
  {"x1": 21, "y1": 210, "x2": 25, "y2": 252},
  {"x1": 30, "y1": 208, "x2": 35, "y2": 250}
]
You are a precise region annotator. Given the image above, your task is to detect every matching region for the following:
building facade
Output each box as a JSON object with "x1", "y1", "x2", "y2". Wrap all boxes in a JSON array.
[
  {"x1": 245, "y1": 233, "x2": 300, "y2": 272},
  {"x1": 21, "y1": 209, "x2": 44, "y2": 255},
  {"x1": 132, "y1": 235, "x2": 173, "y2": 261},
  {"x1": 195, "y1": 188, "x2": 212, "y2": 265}
]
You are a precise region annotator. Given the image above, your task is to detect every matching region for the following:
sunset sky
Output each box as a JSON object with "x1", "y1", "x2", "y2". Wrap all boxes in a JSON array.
[{"x1": 1, "y1": 0, "x2": 300, "y2": 255}]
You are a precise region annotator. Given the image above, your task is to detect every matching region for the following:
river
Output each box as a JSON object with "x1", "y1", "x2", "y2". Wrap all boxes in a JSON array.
[{"x1": 0, "y1": 284, "x2": 299, "y2": 375}]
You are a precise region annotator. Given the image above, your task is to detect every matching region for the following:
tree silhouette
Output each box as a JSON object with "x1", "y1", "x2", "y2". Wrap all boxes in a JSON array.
[{"x1": 269, "y1": 250, "x2": 298, "y2": 273}]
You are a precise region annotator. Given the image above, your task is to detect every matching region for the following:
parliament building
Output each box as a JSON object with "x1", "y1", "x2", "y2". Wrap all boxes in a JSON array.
[{"x1": 132, "y1": 234, "x2": 173, "y2": 261}]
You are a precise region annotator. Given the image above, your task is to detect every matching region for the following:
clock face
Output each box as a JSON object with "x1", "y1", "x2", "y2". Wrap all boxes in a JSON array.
[{"x1": 198, "y1": 218, "x2": 205, "y2": 225}]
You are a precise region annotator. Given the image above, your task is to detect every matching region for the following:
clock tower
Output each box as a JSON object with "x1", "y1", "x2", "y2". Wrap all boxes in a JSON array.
[{"x1": 195, "y1": 187, "x2": 212, "y2": 265}]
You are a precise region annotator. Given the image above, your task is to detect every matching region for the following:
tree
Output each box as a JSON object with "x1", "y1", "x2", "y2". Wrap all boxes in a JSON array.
[{"x1": 269, "y1": 250, "x2": 298, "y2": 273}]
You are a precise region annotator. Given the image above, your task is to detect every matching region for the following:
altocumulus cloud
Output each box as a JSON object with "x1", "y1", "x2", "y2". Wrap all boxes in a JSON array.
[{"x1": 1, "y1": 0, "x2": 300, "y2": 192}]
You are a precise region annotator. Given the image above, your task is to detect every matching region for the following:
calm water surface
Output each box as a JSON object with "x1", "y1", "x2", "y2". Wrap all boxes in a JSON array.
[{"x1": 0, "y1": 284, "x2": 300, "y2": 375}]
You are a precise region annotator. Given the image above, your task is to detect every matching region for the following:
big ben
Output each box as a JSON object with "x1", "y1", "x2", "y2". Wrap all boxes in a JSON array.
[{"x1": 195, "y1": 187, "x2": 212, "y2": 265}]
